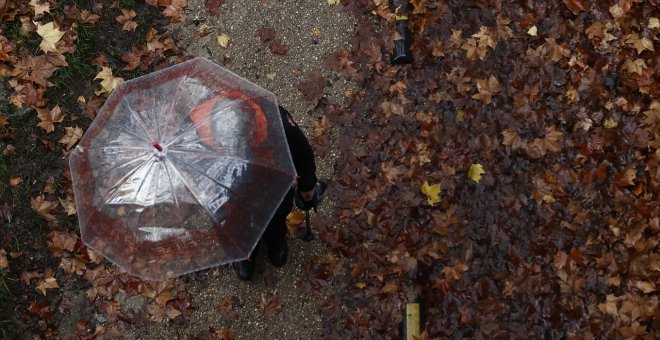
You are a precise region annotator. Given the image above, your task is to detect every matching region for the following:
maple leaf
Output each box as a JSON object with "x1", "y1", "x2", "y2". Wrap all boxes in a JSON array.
[
  {"x1": 563, "y1": 0, "x2": 587, "y2": 15},
  {"x1": 327, "y1": 0, "x2": 340, "y2": 5},
  {"x1": 255, "y1": 27, "x2": 276, "y2": 43},
  {"x1": 604, "y1": 117, "x2": 618, "y2": 129},
  {"x1": 94, "y1": 67, "x2": 124, "y2": 95},
  {"x1": 36, "y1": 105, "x2": 64, "y2": 133},
  {"x1": 0, "y1": 36, "x2": 15, "y2": 62},
  {"x1": 0, "y1": 115, "x2": 8, "y2": 128},
  {"x1": 35, "y1": 269, "x2": 59, "y2": 295},
  {"x1": 161, "y1": 0, "x2": 188, "y2": 23},
  {"x1": 59, "y1": 126, "x2": 83, "y2": 150},
  {"x1": 31, "y1": 195, "x2": 58, "y2": 222},
  {"x1": 30, "y1": 0, "x2": 50, "y2": 16},
  {"x1": 472, "y1": 75, "x2": 501, "y2": 105},
  {"x1": 296, "y1": 73, "x2": 326, "y2": 107},
  {"x1": 59, "y1": 195, "x2": 76, "y2": 216},
  {"x1": 268, "y1": 39, "x2": 289, "y2": 55},
  {"x1": 116, "y1": 9, "x2": 138, "y2": 31},
  {"x1": 421, "y1": 181, "x2": 441, "y2": 206},
  {"x1": 624, "y1": 33, "x2": 654, "y2": 55},
  {"x1": 36, "y1": 22, "x2": 65, "y2": 54},
  {"x1": 622, "y1": 59, "x2": 647, "y2": 76},
  {"x1": 47, "y1": 231, "x2": 77, "y2": 257},
  {"x1": 215, "y1": 296, "x2": 238, "y2": 320},
  {"x1": 204, "y1": 0, "x2": 225, "y2": 16},
  {"x1": 468, "y1": 164, "x2": 485, "y2": 183},
  {"x1": 12, "y1": 54, "x2": 59, "y2": 88},
  {"x1": 259, "y1": 291, "x2": 282, "y2": 317},
  {"x1": 80, "y1": 10, "x2": 101, "y2": 24},
  {"x1": 461, "y1": 38, "x2": 487, "y2": 61},
  {"x1": 472, "y1": 26, "x2": 497, "y2": 50},
  {"x1": 501, "y1": 128, "x2": 526, "y2": 149}
]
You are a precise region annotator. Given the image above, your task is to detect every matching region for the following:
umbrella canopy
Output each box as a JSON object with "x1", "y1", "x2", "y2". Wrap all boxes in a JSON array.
[{"x1": 70, "y1": 57, "x2": 297, "y2": 280}]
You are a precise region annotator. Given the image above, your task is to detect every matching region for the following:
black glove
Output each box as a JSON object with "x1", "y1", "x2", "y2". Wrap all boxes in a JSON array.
[{"x1": 295, "y1": 181, "x2": 327, "y2": 211}]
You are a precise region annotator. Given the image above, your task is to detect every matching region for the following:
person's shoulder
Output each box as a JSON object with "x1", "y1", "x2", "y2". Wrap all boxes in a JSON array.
[{"x1": 278, "y1": 105, "x2": 298, "y2": 128}]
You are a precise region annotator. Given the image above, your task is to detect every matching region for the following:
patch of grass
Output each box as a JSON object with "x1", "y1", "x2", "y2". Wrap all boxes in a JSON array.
[
  {"x1": 117, "y1": 0, "x2": 137, "y2": 9},
  {"x1": 4, "y1": 20, "x2": 41, "y2": 55},
  {"x1": 0, "y1": 274, "x2": 15, "y2": 339},
  {"x1": 50, "y1": 24, "x2": 96, "y2": 90}
]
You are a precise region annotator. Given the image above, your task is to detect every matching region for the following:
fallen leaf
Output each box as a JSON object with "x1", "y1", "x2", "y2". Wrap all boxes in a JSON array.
[
  {"x1": 255, "y1": 27, "x2": 276, "y2": 43},
  {"x1": 36, "y1": 22, "x2": 65, "y2": 53},
  {"x1": 421, "y1": 181, "x2": 441, "y2": 206},
  {"x1": 31, "y1": 195, "x2": 58, "y2": 222},
  {"x1": 527, "y1": 26, "x2": 538, "y2": 36},
  {"x1": 94, "y1": 67, "x2": 124, "y2": 95},
  {"x1": 468, "y1": 163, "x2": 486, "y2": 183},
  {"x1": 472, "y1": 75, "x2": 501, "y2": 105},
  {"x1": 59, "y1": 126, "x2": 83, "y2": 150},
  {"x1": 9, "y1": 175, "x2": 22, "y2": 187},
  {"x1": 268, "y1": 39, "x2": 289, "y2": 55},
  {"x1": 116, "y1": 9, "x2": 138, "y2": 31},
  {"x1": 36, "y1": 277, "x2": 59, "y2": 295},
  {"x1": 29, "y1": 0, "x2": 50, "y2": 16},
  {"x1": 327, "y1": 0, "x2": 339, "y2": 5},
  {"x1": 609, "y1": 4, "x2": 624, "y2": 19},
  {"x1": 0, "y1": 249, "x2": 8, "y2": 269},
  {"x1": 259, "y1": 291, "x2": 282, "y2": 317},
  {"x1": 649, "y1": 17, "x2": 659, "y2": 29},
  {"x1": 217, "y1": 33, "x2": 230, "y2": 48},
  {"x1": 604, "y1": 117, "x2": 618, "y2": 129},
  {"x1": 36, "y1": 105, "x2": 64, "y2": 133}
]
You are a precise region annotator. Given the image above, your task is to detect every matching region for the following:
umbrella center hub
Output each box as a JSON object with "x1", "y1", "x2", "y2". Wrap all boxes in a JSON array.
[{"x1": 151, "y1": 142, "x2": 168, "y2": 158}]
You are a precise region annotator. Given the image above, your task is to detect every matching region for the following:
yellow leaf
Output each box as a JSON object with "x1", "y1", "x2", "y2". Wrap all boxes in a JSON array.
[
  {"x1": 327, "y1": 0, "x2": 340, "y2": 6},
  {"x1": 468, "y1": 163, "x2": 485, "y2": 183},
  {"x1": 421, "y1": 181, "x2": 441, "y2": 206},
  {"x1": 609, "y1": 4, "x2": 623, "y2": 19},
  {"x1": 527, "y1": 26, "x2": 537, "y2": 36},
  {"x1": 217, "y1": 33, "x2": 230, "y2": 48},
  {"x1": 455, "y1": 109, "x2": 465, "y2": 122},
  {"x1": 94, "y1": 67, "x2": 124, "y2": 95},
  {"x1": 30, "y1": 0, "x2": 51, "y2": 16},
  {"x1": 355, "y1": 282, "x2": 366, "y2": 289},
  {"x1": 36, "y1": 22, "x2": 65, "y2": 53},
  {"x1": 649, "y1": 17, "x2": 659, "y2": 29},
  {"x1": 36, "y1": 277, "x2": 59, "y2": 295},
  {"x1": 604, "y1": 117, "x2": 618, "y2": 129}
]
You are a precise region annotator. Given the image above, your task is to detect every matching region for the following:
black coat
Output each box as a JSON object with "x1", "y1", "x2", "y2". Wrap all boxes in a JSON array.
[{"x1": 278, "y1": 106, "x2": 317, "y2": 192}]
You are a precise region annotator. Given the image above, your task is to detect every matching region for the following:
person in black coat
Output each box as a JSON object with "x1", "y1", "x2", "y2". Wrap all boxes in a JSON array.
[{"x1": 235, "y1": 105, "x2": 318, "y2": 281}]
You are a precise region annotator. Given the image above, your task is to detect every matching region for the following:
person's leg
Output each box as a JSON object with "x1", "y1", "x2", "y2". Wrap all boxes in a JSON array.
[{"x1": 262, "y1": 188, "x2": 294, "y2": 267}]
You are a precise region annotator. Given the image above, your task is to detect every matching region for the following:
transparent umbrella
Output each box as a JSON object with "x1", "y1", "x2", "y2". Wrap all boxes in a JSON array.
[{"x1": 69, "y1": 57, "x2": 296, "y2": 280}]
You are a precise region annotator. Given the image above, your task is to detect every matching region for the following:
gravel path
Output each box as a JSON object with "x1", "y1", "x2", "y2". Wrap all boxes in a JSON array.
[{"x1": 125, "y1": 1, "x2": 355, "y2": 338}]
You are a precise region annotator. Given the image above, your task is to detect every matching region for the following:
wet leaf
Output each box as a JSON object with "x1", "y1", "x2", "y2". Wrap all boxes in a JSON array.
[
  {"x1": 468, "y1": 163, "x2": 485, "y2": 183},
  {"x1": 36, "y1": 22, "x2": 65, "y2": 53},
  {"x1": 36, "y1": 105, "x2": 64, "y2": 133},
  {"x1": 420, "y1": 181, "x2": 441, "y2": 206},
  {"x1": 94, "y1": 67, "x2": 124, "y2": 95}
]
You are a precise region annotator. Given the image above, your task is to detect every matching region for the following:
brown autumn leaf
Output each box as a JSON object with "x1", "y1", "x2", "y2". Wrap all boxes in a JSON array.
[
  {"x1": 0, "y1": 248, "x2": 8, "y2": 269},
  {"x1": 501, "y1": 128, "x2": 527, "y2": 149},
  {"x1": 215, "y1": 296, "x2": 238, "y2": 320},
  {"x1": 60, "y1": 256, "x2": 87, "y2": 277},
  {"x1": 268, "y1": 39, "x2": 289, "y2": 55},
  {"x1": 563, "y1": 0, "x2": 587, "y2": 15},
  {"x1": 296, "y1": 73, "x2": 326, "y2": 107},
  {"x1": 59, "y1": 126, "x2": 83, "y2": 150},
  {"x1": 472, "y1": 75, "x2": 501, "y2": 105},
  {"x1": 30, "y1": 195, "x2": 58, "y2": 222},
  {"x1": 116, "y1": 9, "x2": 138, "y2": 31},
  {"x1": 36, "y1": 269, "x2": 59, "y2": 295},
  {"x1": 205, "y1": 0, "x2": 225, "y2": 16},
  {"x1": 8, "y1": 175, "x2": 22, "y2": 187},
  {"x1": 80, "y1": 10, "x2": 101, "y2": 24},
  {"x1": 47, "y1": 230, "x2": 77, "y2": 257},
  {"x1": 160, "y1": 0, "x2": 187, "y2": 23},
  {"x1": 11, "y1": 54, "x2": 59, "y2": 87},
  {"x1": 36, "y1": 105, "x2": 64, "y2": 133},
  {"x1": 255, "y1": 27, "x2": 276, "y2": 43},
  {"x1": 259, "y1": 291, "x2": 282, "y2": 317}
]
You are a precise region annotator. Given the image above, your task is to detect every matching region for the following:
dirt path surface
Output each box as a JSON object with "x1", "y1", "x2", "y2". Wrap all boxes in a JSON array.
[{"x1": 126, "y1": 1, "x2": 355, "y2": 338}]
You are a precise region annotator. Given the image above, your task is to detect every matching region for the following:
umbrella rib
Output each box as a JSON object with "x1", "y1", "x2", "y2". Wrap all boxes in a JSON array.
[
  {"x1": 102, "y1": 123, "x2": 152, "y2": 144},
  {"x1": 94, "y1": 155, "x2": 154, "y2": 208},
  {"x1": 162, "y1": 159, "x2": 181, "y2": 210},
  {"x1": 168, "y1": 148, "x2": 296, "y2": 179},
  {"x1": 123, "y1": 98, "x2": 156, "y2": 142},
  {"x1": 167, "y1": 153, "x2": 246, "y2": 202},
  {"x1": 161, "y1": 155, "x2": 220, "y2": 222},
  {"x1": 132, "y1": 158, "x2": 157, "y2": 204},
  {"x1": 161, "y1": 75, "x2": 189, "y2": 141}
]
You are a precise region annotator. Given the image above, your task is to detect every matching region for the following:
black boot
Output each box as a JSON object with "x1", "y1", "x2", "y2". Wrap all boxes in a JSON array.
[
  {"x1": 235, "y1": 258, "x2": 255, "y2": 281},
  {"x1": 267, "y1": 240, "x2": 288, "y2": 267}
]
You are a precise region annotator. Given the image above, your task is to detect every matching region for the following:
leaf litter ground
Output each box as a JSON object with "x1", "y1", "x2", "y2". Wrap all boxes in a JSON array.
[{"x1": 0, "y1": 0, "x2": 658, "y2": 339}]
